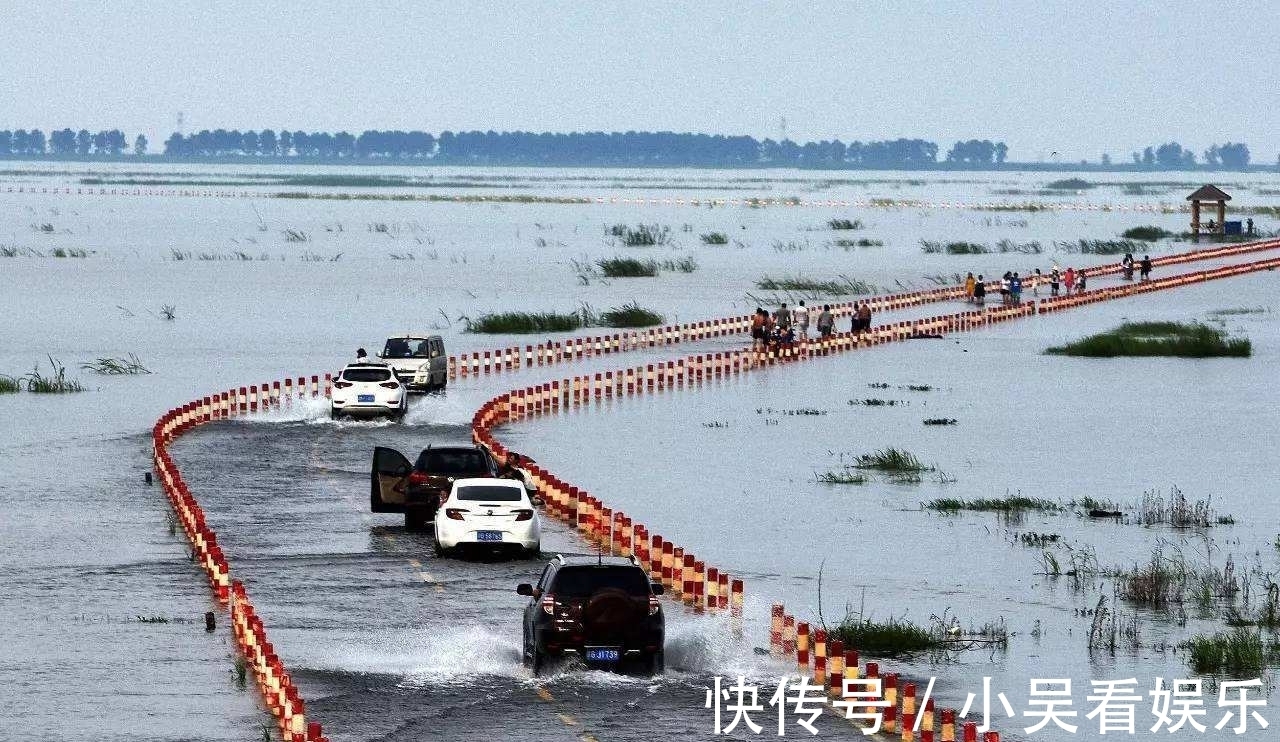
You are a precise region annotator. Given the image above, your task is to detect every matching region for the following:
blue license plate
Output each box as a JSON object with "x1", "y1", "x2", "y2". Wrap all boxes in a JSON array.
[
  {"x1": 476, "y1": 531, "x2": 503, "y2": 542},
  {"x1": 357, "y1": 394, "x2": 375, "y2": 402},
  {"x1": 585, "y1": 648, "x2": 620, "y2": 663}
]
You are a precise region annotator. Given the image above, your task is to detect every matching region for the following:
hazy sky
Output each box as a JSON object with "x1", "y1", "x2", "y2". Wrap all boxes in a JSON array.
[{"x1": 3, "y1": 1, "x2": 1278, "y2": 161}]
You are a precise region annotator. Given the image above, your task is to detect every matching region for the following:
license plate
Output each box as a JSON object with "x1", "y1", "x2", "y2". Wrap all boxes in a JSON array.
[
  {"x1": 476, "y1": 531, "x2": 503, "y2": 542},
  {"x1": 357, "y1": 394, "x2": 375, "y2": 402},
  {"x1": 585, "y1": 648, "x2": 620, "y2": 663}
]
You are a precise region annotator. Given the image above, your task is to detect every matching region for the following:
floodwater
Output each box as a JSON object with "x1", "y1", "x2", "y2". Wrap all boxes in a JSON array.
[{"x1": 2, "y1": 161, "x2": 1279, "y2": 741}]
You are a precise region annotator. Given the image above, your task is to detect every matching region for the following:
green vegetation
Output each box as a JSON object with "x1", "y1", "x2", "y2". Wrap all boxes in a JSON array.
[
  {"x1": 700, "y1": 232, "x2": 729, "y2": 245},
  {"x1": 830, "y1": 615, "x2": 938, "y2": 657},
  {"x1": 1056, "y1": 238, "x2": 1141, "y2": 255},
  {"x1": 608, "y1": 223, "x2": 671, "y2": 247},
  {"x1": 464, "y1": 311, "x2": 582, "y2": 334},
  {"x1": 1209, "y1": 306, "x2": 1268, "y2": 316},
  {"x1": 853, "y1": 447, "x2": 932, "y2": 473},
  {"x1": 921, "y1": 240, "x2": 989, "y2": 254},
  {"x1": 598, "y1": 301, "x2": 664, "y2": 328},
  {"x1": 827, "y1": 218, "x2": 863, "y2": 230},
  {"x1": 1122, "y1": 225, "x2": 1173, "y2": 241},
  {"x1": 755, "y1": 275, "x2": 874, "y2": 295},
  {"x1": 597, "y1": 256, "x2": 658, "y2": 277},
  {"x1": 51, "y1": 247, "x2": 88, "y2": 258},
  {"x1": 659, "y1": 256, "x2": 699, "y2": 273},
  {"x1": 22, "y1": 357, "x2": 86, "y2": 393},
  {"x1": 925, "y1": 495, "x2": 1063, "y2": 513},
  {"x1": 0, "y1": 375, "x2": 19, "y2": 394},
  {"x1": 81, "y1": 354, "x2": 151, "y2": 375},
  {"x1": 1045, "y1": 321, "x2": 1251, "y2": 358},
  {"x1": 923, "y1": 418, "x2": 957, "y2": 426},
  {"x1": 1185, "y1": 628, "x2": 1278, "y2": 677},
  {"x1": 1045, "y1": 178, "x2": 1094, "y2": 190},
  {"x1": 816, "y1": 469, "x2": 869, "y2": 485},
  {"x1": 994, "y1": 239, "x2": 1043, "y2": 254}
]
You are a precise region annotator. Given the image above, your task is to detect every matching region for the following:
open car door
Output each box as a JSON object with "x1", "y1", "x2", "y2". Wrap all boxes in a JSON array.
[{"x1": 370, "y1": 447, "x2": 412, "y2": 513}]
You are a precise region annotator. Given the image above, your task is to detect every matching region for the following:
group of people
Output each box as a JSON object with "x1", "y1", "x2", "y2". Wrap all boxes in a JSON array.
[
  {"x1": 1121, "y1": 253, "x2": 1153, "y2": 282},
  {"x1": 750, "y1": 300, "x2": 874, "y2": 350}
]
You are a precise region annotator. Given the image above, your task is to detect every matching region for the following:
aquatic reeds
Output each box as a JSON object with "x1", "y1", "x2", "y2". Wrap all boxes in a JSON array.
[
  {"x1": 22, "y1": 357, "x2": 86, "y2": 393},
  {"x1": 925, "y1": 495, "x2": 1062, "y2": 513},
  {"x1": 597, "y1": 302, "x2": 664, "y2": 328},
  {"x1": 1136, "y1": 485, "x2": 1227, "y2": 528},
  {"x1": 1122, "y1": 226, "x2": 1173, "y2": 241},
  {"x1": 1045, "y1": 321, "x2": 1251, "y2": 358},
  {"x1": 1056, "y1": 238, "x2": 1141, "y2": 255},
  {"x1": 829, "y1": 615, "x2": 938, "y2": 657},
  {"x1": 920, "y1": 240, "x2": 990, "y2": 255},
  {"x1": 463, "y1": 311, "x2": 582, "y2": 334},
  {"x1": 827, "y1": 218, "x2": 863, "y2": 230},
  {"x1": 1045, "y1": 178, "x2": 1093, "y2": 190},
  {"x1": 816, "y1": 469, "x2": 869, "y2": 485},
  {"x1": 160, "y1": 305, "x2": 177, "y2": 321},
  {"x1": 659, "y1": 256, "x2": 698, "y2": 273},
  {"x1": 51, "y1": 247, "x2": 88, "y2": 258},
  {"x1": 755, "y1": 275, "x2": 874, "y2": 295},
  {"x1": 597, "y1": 257, "x2": 658, "y2": 277},
  {"x1": 922, "y1": 418, "x2": 957, "y2": 426},
  {"x1": 700, "y1": 232, "x2": 729, "y2": 245},
  {"x1": 0, "y1": 375, "x2": 19, "y2": 393},
  {"x1": 853, "y1": 447, "x2": 932, "y2": 473},
  {"x1": 1185, "y1": 628, "x2": 1277, "y2": 677},
  {"x1": 81, "y1": 354, "x2": 152, "y2": 375},
  {"x1": 607, "y1": 223, "x2": 671, "y2": 247}
]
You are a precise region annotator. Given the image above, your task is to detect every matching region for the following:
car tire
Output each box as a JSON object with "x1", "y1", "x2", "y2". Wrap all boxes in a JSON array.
[
  {"x1": 645, "y1": 649, "x2": 665, "y2": 676},
  {"x1": 531, "y1": 647, "x2": 545, "y2": 677},
  {"x1": 329, "y1": 408, "x2": 341, "y2": 420}
]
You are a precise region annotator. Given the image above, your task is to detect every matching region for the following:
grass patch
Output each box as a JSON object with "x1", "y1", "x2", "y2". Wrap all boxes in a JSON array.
[
  {"x1": 1185, "y1": 628, "x2": 1278, "y2": 677},
  {"x1": 597, "y1": 301, "x2": 664, "y2": 328},
  {"x1": 659, "y1": 256, "x2": 698, "y2": 273},
  {"x1": 829, "y1": 615, "x2": 938, "y2": 657},
  {"x1": 51, "y1": 247, "x2": 88, "y2": 258},
  {"x1": 827, "y1": 218, "x2": 863, "y2": 230},
  {"x1": 853, "y1": 447, "x2": 931, "y2": 472},
  {"x1": 1122, "y1": 225, "x2": 1173, "y2": 241},
  {"x1": 81, "y1": 354, "x2": 151, "y2": 375},
  {"x1": 597, "y1": 256, "x2": 658, "y2": 277},
  {"x1": 925, "y1": 495, "x2": 1063, "y2": 513},
  {"x1": 1055, "y1": 238, "x2": 1141, "y2": 255},
  {"x1": 923, "y1": 418, "x2": 957, "y2": 426},
  {"x1": 920, "y1": 240, "x2": 990, "y2": 255},
  {"x1": 1045, "y1": 178, "x2": 1093, "y2": 190},
  {"x1": 463, "y1": 311, "x2": 582, "y2": 334},
  {"x1": 608, "y1": 223, "x2": 671, "y2": 247},
  {"x1": 995, "y1": 239, "x2": 1043, "y2": 254},
  {"x1": 755, "y1": 275, "x2": 874, "y2": 295},
  {"x1": 1209, "y1": 306, "x2": 1268, "y2": 316},
  {"x1": 0, "y1": 375, "x2": 19, "y2": 393},
  {"x1": 1045, "y1": 321, "x2": 1251, "y2": 358},
  {"x1": 816, "y1": 469, "x2": 869, "y2": 485},
  {"x1": 700, "y1": 232, "x2": 729, "y2": 245},
  {"x1": 22, "y1": 357, "x2": 86, "y2": 393}
]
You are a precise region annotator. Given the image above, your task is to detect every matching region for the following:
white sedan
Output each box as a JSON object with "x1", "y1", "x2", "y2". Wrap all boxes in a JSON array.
[
  {"x1": 330, "y1": 363, "x2": 407, "y2": 420},
  {"x1": 434, "y1": 478, "x2": 541, "y2": 556}
]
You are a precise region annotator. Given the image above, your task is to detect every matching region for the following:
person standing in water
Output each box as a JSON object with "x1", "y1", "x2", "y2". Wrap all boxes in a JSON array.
[
  {"x1": 1140, "y1": 255, "x2": 1152, "y2": 281},
  {"x1": 964, "y1": 272, "x2": 976, "y2": 303},
  {"x1": 816, "y1": 305, "x2": 834, "y2": 337},
  {"x1": 794, "y1": 300, "x2": 810, "y2": 337},
  {"x1": 973, "y1": 275, "x2": 986, "y2": 305},
  {"x1": 1050, "y1": 267, "x2": 1061, "y2": 297},
  {"x1": 1063, "y1": 267, "x2": 1076, "y2": 295},
  {"x1": 1032, "y1": 268, "x2": 1042, "y2": 296}
]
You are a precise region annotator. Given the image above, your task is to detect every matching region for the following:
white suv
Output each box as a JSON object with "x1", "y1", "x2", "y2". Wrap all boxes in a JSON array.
[
  {"x1": 434, "y1": 478, "x2": 541, "y2": 557},
  {"x1": 330, "y1": 363, "x2": 407, "y2": 420}
]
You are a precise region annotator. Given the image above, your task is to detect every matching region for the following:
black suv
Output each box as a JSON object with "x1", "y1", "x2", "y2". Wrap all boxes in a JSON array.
[
  {"x1": 518, "y1": 555, "x2": 665, "y2": 675},
  {"x1": 370, "y1": 445, "x2": 498, "y2": 529}
]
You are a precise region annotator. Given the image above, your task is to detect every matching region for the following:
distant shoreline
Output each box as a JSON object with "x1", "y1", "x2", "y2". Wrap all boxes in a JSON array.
[{"x1": 1, "y1": 154, "x2": 1276, "y2": 174}]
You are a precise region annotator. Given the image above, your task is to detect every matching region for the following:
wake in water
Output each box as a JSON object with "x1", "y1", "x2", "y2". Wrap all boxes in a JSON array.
[{"x1": 237, "y1": 392, "x2": 474, "y2": 430}]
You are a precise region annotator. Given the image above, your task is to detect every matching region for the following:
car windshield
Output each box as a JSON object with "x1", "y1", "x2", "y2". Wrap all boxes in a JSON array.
[
  {"x1": 343, "y1": 367, "x2": 392, "y2": 382},
  {"x1": 456, "y1": 485, "x2": 523, "y2": 502},
  {"x1": 552, "y1": 566, "x2": 651, "y2": 597},
  {"x1": 419, "y1": 449, "x2": 490, "y2": 475},
  {"x1": 412, "y1": 340, "x2": 432, "y2": 358}
]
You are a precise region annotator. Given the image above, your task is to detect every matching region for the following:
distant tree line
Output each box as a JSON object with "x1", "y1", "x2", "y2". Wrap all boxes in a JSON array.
[
  {"x1": 1130, "y1": 141, "x2": 1251, "y2": 169},
  {"x1": 0, "y1": 129, "x2": 146, "y2": 156},
  {"x1": 0, "y1": 127, "x2": 1266, "y2": 170}
]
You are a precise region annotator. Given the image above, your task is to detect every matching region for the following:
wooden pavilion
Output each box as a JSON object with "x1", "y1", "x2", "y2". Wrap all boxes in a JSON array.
[{"x1": 1186, "y1": 184, "x2": 1230, "y2": 236}]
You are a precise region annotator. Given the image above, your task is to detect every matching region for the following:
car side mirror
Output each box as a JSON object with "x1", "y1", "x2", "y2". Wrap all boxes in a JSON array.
[
  {"x1": 531, "y1": 497, "x2": 543, "y2": 507},
  {"x1": 650, "y1": 583, "x2": 665, "y2": 596},
  {"x1": 516, "y1": 583, "x2": 534, "y2": 596}
]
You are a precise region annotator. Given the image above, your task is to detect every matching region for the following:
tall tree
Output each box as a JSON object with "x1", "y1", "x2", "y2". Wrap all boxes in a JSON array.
[{"x1": 134, "y1": 134, "x2": 148, "y2": 156}]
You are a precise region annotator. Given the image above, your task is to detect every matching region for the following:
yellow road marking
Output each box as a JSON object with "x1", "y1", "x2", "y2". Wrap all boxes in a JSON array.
[
  {"x1": 557, "y1": 713, "x2": 578, "y2": 726},
  {"x1": 417, "y1": 571, "x2": 446, "y2": 593},
  {"x1": 408, "y1": 558, "x2": 421, "y2": 568},
  {"x1": 536, "y1": 687, "x2": 554, "y2": 702},
  {"x1": 580, "y1": 734, "x2": 599, "y2": 742}
]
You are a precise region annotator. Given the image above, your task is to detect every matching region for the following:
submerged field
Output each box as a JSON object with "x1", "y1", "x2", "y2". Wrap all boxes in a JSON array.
[{"x1": 2, "y1": 163, "x2": 1279, "y2": 741}]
